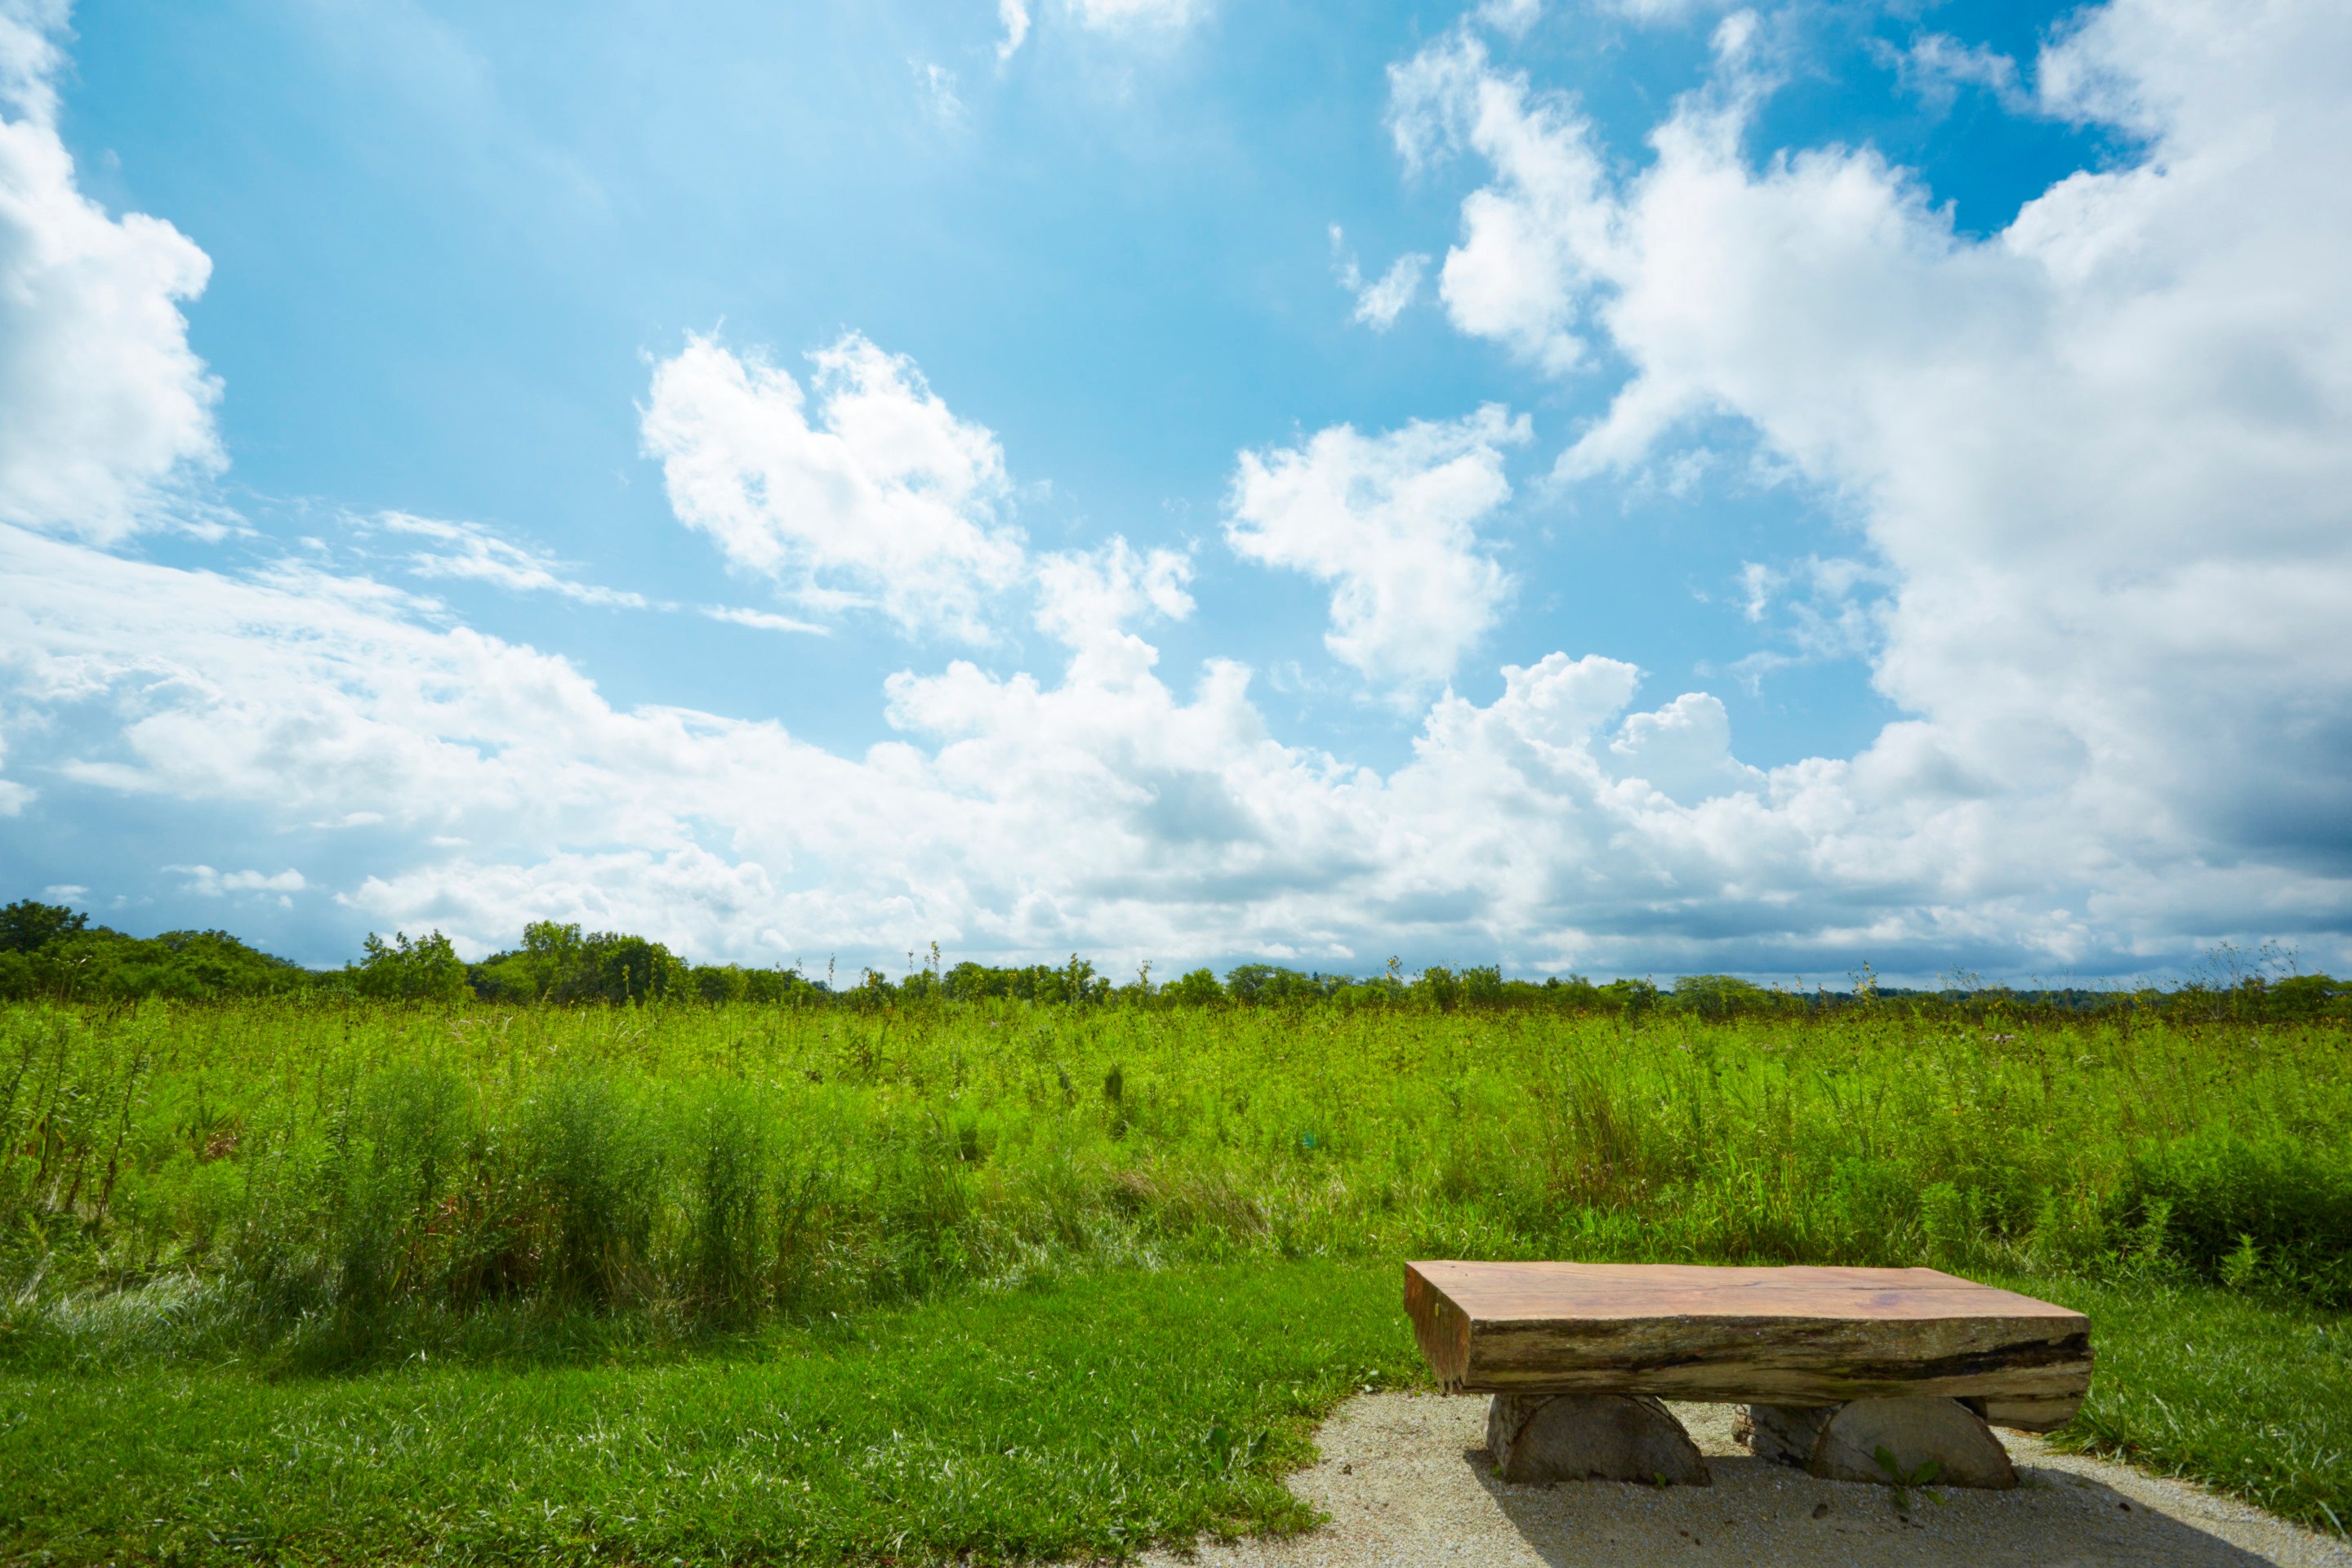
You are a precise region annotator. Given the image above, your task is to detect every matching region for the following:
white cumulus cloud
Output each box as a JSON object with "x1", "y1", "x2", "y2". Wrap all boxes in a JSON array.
[
  {"x1": 1387, "y1": 33, "x2": 1611, "y2": 374},
  {"x1": 0, "y1": 2, "x2": 220, "y2": 541},
  {"x1": 1391, "y1": 0, "x2": 2352, "y2": 939},
  {"x1": 1599, "y1": 0, "x2": 1740, "y2": 24},
  {"x1": 641, "y1": 332, "x2": 1027, "y2": 641},
  {"x1": 1, "y1": 0, "x2": 2347, "y2": 982},
  {"x1": 1227, "y1": 407, "x2": 1528, "y2": 693},
  {"x1": 1035, "y1": 537, "x2": 1193, "y2": 653}
]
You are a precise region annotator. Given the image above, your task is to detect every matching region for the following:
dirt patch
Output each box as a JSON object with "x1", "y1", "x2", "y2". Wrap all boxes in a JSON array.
[{"x1": 1146, "y1": 1395, "x2": 2352, "y2": 1568}]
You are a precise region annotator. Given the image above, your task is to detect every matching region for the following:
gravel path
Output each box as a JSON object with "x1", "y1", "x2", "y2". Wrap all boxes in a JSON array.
[{"x1": 1145, "y1": 1395, "x2": 2352, "y2": 1568}]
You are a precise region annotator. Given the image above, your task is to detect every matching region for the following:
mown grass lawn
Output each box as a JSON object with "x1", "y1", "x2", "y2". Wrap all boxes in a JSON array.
[
  {"x1": 5, "y1": 1262, "x2": 2348, "y2": 1565},
  {"x1": 0, "y1": 1263, "x2": 1423, "y2": 1566}
]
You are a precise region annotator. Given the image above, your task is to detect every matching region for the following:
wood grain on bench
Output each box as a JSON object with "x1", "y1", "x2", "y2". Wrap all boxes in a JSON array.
[{"x1": 1405, "y1": 1261, "x2": 2092, "y2": 1431}]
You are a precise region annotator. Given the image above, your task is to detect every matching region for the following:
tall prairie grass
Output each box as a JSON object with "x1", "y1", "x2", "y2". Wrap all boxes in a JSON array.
[{"x1": 2, "y1": 997, "x2": 2347, "y2": 1365}]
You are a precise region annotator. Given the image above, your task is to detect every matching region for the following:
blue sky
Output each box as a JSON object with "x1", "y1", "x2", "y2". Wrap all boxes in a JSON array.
[{"x1": 2, "y1": 0, "x2": 2347, "y2": 982}]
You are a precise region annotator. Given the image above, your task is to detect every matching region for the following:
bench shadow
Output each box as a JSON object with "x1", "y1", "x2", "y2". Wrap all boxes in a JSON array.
[{"x1": 1460, "y1": 1444, "x2": 2282, "y2": 1566}]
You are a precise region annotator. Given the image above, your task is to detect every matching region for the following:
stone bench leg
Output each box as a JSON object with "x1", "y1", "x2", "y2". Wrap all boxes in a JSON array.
[
  {"x1": 1739, "y1": 1397, "x2": 2017, "y2": 1490},
  {"x1": 1487, "y1": 1393, "x2": 1712, "y2": 1486}
]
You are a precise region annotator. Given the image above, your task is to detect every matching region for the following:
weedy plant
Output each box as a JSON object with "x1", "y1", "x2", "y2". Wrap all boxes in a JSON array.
[{"x1": 1874, "y1": 1446, "x2": 1947, "y2": 1515}]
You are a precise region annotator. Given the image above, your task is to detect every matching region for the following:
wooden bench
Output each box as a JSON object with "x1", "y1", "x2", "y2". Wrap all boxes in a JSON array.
[{"x1": 1405, "y1": 1261, "x2": 2092, "y2": 1490}]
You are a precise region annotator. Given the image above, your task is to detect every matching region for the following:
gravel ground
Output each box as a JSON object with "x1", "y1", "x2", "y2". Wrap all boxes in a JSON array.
[{"x1": 1145, "y1": 1395, "x2": 2352, "y2": 1568}]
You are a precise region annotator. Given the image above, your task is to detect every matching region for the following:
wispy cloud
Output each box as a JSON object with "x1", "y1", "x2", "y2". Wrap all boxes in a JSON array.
[
  {"x1": 700, "y1": 604, "x2": 830, "y2": 636},
  {"x1": 380, "y1": 512, "x2": 649, "y2": 608},
  {"x1": 1070, "y1": 0, "x2": 1202, "y2": 30},
  {"x1": 912, "y1": 60, "x2": 964, "y2": 125},
  {"x1": 996, "y1": 0, "x2": 1031, "y2": 62},
  {"x1": 1329, "y1": 225, "x2": 1429, "y2": 332},
  {"x1": 169, "y1": 864, "x2": 307, "y2": 897},
  {"x1": 1477, "y1": 0, "x2": 1540, "y2": 39},
  {"x1": 1877, "y1": 32, "x2": 2029, "y2": 113}
]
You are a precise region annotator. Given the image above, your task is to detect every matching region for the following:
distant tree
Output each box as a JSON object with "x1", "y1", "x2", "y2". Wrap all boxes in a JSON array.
[
  {"x1": 354, "y1": 930, "x2": 470, "y2": 1001},
  {"x1": 0, "y1": 900, "x2": 87, "y2": 953},
  {"x1": 1461, "y1": 965, "x2": 1506, "y2": 1008},
  {"x1": 1410, "y1": 965, "x2": 1463, "y2": 1012},
  {"x1": 1600, "y1": 978, "x2": 1661, "y2": 1019},
  {"x1": 2268, "y1": 973, "x2": 2344, "y2": 1017},
  {"x1": 564, "y1": 932, "x2": 684, "y2": 1004},
  {"x1": 1223, "y1": 964, "x2": 1302, "y2": 1005},
  {"x1": 1673, "y1": 973, "x2": 1772, "y2": 1020},
  {"x1": 144, "y1": 929, "x2": 311, "y2": 996},
  {"x1": 742, "y1": 965, "x2": 818, "y2": 1004},
  {"x1": 519, "y1": 920, "x2": 586, "y2": 994},
  {"x1": 942, "y1": 961, "x2": 1006, "y2": 1001},
  {"x1": 1544, "y1": 974, "x2": 1603, "y2": 1009},
  {"x1": 468, "y1": 920, "x2": 583, "y2": 1001},
  {"x1": 0, "y1": 910, "x2": 311, "y2": 1000},
  {"x1": 1057, "y1": 953, "x2": 1109, "y2": 1004},
  {"x1": 1164, "y1": 968, "x2": 1223, "y2": 1006},
  {"x1": 693, "y1": 964, "x2": 751, "y2": 1004},
  {"x1": 463, "y1": 922, "x2": 688, "y2": 1004}
]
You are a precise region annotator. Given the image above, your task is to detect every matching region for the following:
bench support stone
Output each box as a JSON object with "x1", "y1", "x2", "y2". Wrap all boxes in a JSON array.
[
  {"x1": 1486, "y1": 1393, "x2": 1712, "y2": 1486},
  {"x1": 1734, "y1": 1401, "x2": 1836, "y2": 1467},
  {"x1": 1739, "y1": 1397, "x2": 2017, "y2": 1490}
]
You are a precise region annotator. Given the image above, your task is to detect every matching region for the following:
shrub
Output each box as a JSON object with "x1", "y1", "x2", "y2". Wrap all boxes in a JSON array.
[{"x1": 2118, "y1": 1128, "x2": 2352, "y2": 1302}]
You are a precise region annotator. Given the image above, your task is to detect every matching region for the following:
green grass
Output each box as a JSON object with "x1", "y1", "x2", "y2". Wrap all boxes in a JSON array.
[
  {"x1": 2036, "y1": 1275, "x2": 2352, "y2": 1535},
  {"x1": 0, "y1": 1263, "x2": 1423, "y2": 1566},
  {"x1": 4, "y1": 1263, "x2": 2346, "y2": 1563},
  {"x1": 3, "y1": 998, "x2": 2350, "y2": 1558}
]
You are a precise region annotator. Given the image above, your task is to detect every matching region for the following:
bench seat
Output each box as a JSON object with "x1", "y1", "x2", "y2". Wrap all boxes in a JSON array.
[{"x1": 1405, "y1": 1260, "x2": 2091, "y2": 1432}]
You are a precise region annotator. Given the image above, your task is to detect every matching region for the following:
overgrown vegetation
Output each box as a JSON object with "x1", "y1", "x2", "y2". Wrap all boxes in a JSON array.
[{"x1": 4, "y1": 991, "x2": 2347, "y2": 1341}]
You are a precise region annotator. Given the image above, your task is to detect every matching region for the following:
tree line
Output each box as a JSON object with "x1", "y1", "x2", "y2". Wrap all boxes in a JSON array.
[{"x1": 1, "y1": 898, "x2": 2342, "y2": 1019}]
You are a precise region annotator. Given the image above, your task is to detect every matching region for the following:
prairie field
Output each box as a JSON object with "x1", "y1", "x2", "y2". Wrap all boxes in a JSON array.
[{"x1": 3, "y1": 994, "x2": 2349, "y2": 1561}]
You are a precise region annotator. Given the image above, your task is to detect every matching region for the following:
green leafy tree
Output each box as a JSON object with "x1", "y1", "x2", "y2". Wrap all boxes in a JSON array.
[
  {"x1": 1461, "y1": 965, "x2": 1507, "y2": 1007},
  {"x1": 1673, "y1": 973, "x2": 1773, "y2": 1020},
  {"x1": 693, "y1": 964, "x2": 751, "y2": 1004},
  {"x1": 0, "y1": 900, "x2": 87, "y2": 953},
  {"x1": 354, "y1": 930, "x2": 469, "y2": 1001},
  {"x1": 1165, "y1": 968, "x2": 1224, "y2": 1006},
  {"x1": 942, "y1": 961, "x2": 1005, "y2": 1001},
  {"x1": 564, "y1": 932, "x2": 684, "y2": 1004},
  {"x1": 1410, "y1": 965, "x2": 1463, "y2": 1012}
]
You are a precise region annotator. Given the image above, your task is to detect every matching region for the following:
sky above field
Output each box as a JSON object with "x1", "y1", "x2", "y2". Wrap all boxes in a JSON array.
[{"x1": 2, "y1": 0, "x2": 2347, "y2": 982}]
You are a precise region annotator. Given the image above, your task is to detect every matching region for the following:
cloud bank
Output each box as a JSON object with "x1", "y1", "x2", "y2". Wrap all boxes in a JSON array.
[{"x1": 1395, "y1": 0, "x2": 2352, "y2": 930}]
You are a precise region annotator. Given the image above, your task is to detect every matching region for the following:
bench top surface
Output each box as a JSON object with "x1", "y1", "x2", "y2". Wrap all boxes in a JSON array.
[{"x1": 1408, "y1": 1261, "x2": 2084, "y2": 1325}]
